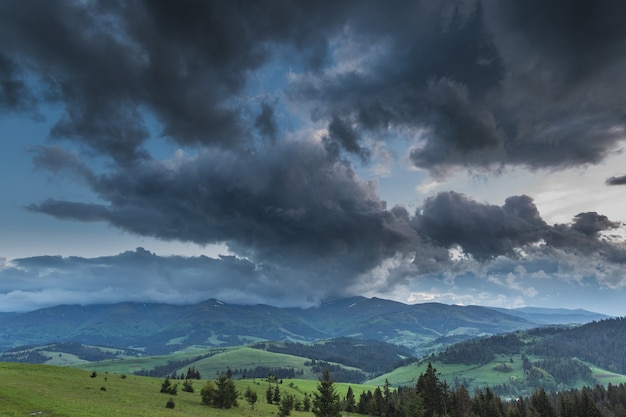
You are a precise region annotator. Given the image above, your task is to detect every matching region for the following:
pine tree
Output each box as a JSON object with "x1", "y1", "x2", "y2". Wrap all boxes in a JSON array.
[
  {"x1": 266, "y1": 385, "x2": 274, "y2": 404},
  {"x1": 279, "y1": 394, "x2": 295, "y2": 417},
  {"x1": 200, "y1": 381, "x2": 216, "y2": 405},
  {"x1": 580, "y1": 388, "x2": 603, "y2": 417},
  {"x1": 160, "y1": 377, "x2": 177, "y2": 395},
  {"x1": 313, "y1": 370, "x2": 342, "y2": 417},
  {"x1": 345, "y1": 386, "x2": 356, "y2": 412},
  {"x1": 244, "y1": 386, "x2": 258, "y2": 410},
  {"x1": 213, "y1": 371, "x2": 239, "y2": 409},
  {"x1": 182, "y1": 379, "x2": 194, "y2": 393},
  {"x1": 530, "y1": 388, "x2": 557, "y2": 417},
  {"x1": 416, "y1": 362, "x2": 444, "y2": 417},
  {"x1": 273, "y1": 385, "x2": 281, "y2": 404},
  {"x1": 303, "y1": 393, "x2": 311, "y2": 412}
]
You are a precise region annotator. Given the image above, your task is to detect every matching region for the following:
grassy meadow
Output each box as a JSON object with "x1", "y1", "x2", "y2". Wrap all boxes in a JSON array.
[
  {"x1": 73, "y1": 346, "x2": 363, "y2": 382},
  {"x1": 0, "y1": 362, "x2": 375, "y2": 417}
]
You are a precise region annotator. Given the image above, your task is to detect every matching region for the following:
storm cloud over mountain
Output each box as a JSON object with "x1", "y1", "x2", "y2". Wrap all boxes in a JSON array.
[{"x1": 1, "y1": 0, "x2": 626, "y2": 312}]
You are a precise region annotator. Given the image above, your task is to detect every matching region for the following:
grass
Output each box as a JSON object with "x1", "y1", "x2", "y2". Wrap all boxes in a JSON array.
[
  {"x1": 73, "y1": 346, "x2": 359, "y2": 382},
  {"x1": 0, "y1": 362, "x2": 373, "y2": 417},
  {"x1": 73, "y1": 347, "x2": 214, "y2": 375}
]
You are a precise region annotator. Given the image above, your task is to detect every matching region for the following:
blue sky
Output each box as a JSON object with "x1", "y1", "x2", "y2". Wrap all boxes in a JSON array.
[{"x1": 1, "y1": 0, "x2": 626, "y2": 315}]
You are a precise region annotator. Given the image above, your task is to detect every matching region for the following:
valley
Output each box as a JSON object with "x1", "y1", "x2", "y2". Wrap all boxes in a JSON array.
[{"x1": 1, "y1": 297, "x2": 624, "y2": 416}]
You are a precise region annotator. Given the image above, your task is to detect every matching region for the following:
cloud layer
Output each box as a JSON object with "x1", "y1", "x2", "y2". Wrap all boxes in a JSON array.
[{"x1": 1, "y1": 0, "x2": 626, "y2": 311}]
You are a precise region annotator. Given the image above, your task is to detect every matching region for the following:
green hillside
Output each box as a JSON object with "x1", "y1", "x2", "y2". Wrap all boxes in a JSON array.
[
  {"x1": 0, "y1": 362, "x2": 372, "y2": 417},
  {"x1": 368, "y1": 356, "x2": 626, "y2": 397},
  {"x1": 0, "y1": 297, "x2": 535, "y2": 355},
  {"x1": 368, "y1": 318, "x2": 626, "y2": 397}
]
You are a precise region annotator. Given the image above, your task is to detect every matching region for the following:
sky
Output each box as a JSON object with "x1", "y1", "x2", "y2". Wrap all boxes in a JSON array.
[{"x1": 1, "y1": 0, "x2": 626, "y2": 315}]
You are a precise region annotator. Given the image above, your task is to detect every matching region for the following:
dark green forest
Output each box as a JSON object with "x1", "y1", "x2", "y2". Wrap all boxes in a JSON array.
[
  {"x1": 343, "y1": 363, "x2": 626, "y2": 417},
  {"x1": 433, "y1": 318, "x2": 625, "y2": 393},
  {"x1": 256, "y1": 337, "x2": 415, "y2": 376}
]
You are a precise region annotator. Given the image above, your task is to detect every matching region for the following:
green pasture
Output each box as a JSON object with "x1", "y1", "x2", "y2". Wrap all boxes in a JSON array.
[
  {"x1": 73, "y1": 346, "x2": 361, "y2": 383},
  {"x1": 0, "y1": 362, "x2": 370, "y2": 417},
  {"x1": 73, "y1": 347, "x2": 218, "y2": 375}
]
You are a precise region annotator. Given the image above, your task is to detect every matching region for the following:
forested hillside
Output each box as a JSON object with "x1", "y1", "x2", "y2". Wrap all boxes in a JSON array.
[
  {"x1": 528, "y1": 317, "x2": 626, "y2": 374},
  {"x1": 0, "y1": 296, "x2": 536, "y2": 355},
  {"x1": 256, "y1": 337, "x2": 415, "y2": 375},
  {"x1": 428, "y1": 317, "x2": 626, "y2": 394},
  {"x1": 361, "y1": 363, "x2": 626, "y2": 417}
]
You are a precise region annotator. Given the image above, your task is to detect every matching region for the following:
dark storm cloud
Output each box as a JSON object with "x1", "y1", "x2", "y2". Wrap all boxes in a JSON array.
[
  {"x1": 414, "y1": 191, "x2": 626, "y2": 264},
  {"x1": 326, "y1": 116, "x2": 369, "y2": 160},
  {"x1": 289, "y1": 0, "x2": 626, "y2": 176},
  {"x1": 606, "y1": 175, "x2": 626, "y2": 186},
  {"x1": 30, "y1": 145, "x2": 96, "y2": 184},
  {"x1": 0, "y1": 248, "x2": 328, "y2": 311},
  {"x1": 3, "y1": 0, "x2": 624, "y2": 169},
  {"x1": 29, "y1": 138, "x2": 626, "y2": 290},
  {"x1": 0, "y1": 53, "x2": 37, "y2": 114},
  {"x1": 570, "y1": 212, "x2": 620, "y2": 238},
  {"x1": 0, "y1": 0, "x2": 350, "y2": 158},
  {"x1": 415, "y1": 192, "x2": 547, "y2": 261},
  {"x1": 6, "y1": 0, "x2": 626, "y2": 308},
  {"x1": 254, "y1": 102, "x2": 278, "y2": 140},
  {"x1": 29, "y1": 140, "x2": 418, "y2": 286}
]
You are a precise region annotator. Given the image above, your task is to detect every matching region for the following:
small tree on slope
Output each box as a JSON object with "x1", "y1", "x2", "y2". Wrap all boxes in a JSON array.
[{"x1": 313, "y1": 369, "x2": 342, "y2": 417}]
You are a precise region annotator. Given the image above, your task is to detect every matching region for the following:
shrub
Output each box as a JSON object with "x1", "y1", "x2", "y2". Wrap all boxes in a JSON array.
[
  {"x1": 166, "y1": 398, "x2": 175, "y2": 409},
  {"x1": 182, "y1": 379, "x2": 194, "y2": 393},
  {"x1": 160, "y1": 377, "x2": 178, "y2": 395}
]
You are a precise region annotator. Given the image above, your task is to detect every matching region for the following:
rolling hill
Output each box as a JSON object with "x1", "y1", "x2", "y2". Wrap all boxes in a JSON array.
[
  {"x1": 1, "y1": 318, "x2": 625, "y2": 399},
  {"x1": 0, "y1": 296, "x2": 542, "y2": 354},
  {"x1": 370, "y1": 317, "x2": 626, "y2": 396},
  {"x1": 488, "y1": 306, "x2": 610, "y2": 325}
]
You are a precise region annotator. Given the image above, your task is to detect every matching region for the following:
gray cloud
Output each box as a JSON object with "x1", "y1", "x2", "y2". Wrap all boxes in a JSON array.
[
  {"x1": 28, "y1": 141, "x2": 626, "y2": 303},
  {"x1": 415, "y1": 192, "x2": 547, "y2": 261},
  {"x1": 3, "y1": 0, "x2": 626, "y2": 309},
  {"x1": 606, "y1": 175, "x2": 626, "y2": 186},
  {"x1": 0, "y1": 52, "x2": 37, "y2": 114},
  {"x1": 3, "y1": 0, "x2": 624, "y2": 170},
  {"x1": 254, "y1": 102, "x2": 278, "y2": 141},
  {"x1": 413, "y1": 191, "x2": 626, "y2": 265},
  {"x1": 0, "y1": 248, "x2": 331, "y2": 312},
  {"x1": 0, "y1": 0, "x2": 349, "y2": 159},
  {"x1": 569, "y1": 212, "x2": 620, "y2": 238},
  {"x1": 28, "y1": 140, "x2": 419, "y2": 290},
  {"x1": 289, "y1": 0, "x2": 626, "y2": 176}
]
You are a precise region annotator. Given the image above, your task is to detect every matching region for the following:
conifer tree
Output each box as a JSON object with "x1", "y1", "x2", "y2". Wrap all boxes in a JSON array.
[
  {"x1": 345, "y1": 386, "x2": 356, "y2": 412},
  {"x1": 244, "y1": 386, "x2": 258, "y2": 410},
  {"x1": 273, "y1": 385, "x2": 281, "y2": 404},
  {"x1": 266, "y1": 385, "x2": 274, "y2": 404},
  {"x1": 303, "y1": 393, "x2": 311, "y2": 412},
  {"x1": 200, "y1": 381, "x2": 216, "y2": 405},
  {"x1": 530, "y1": 387, "x2": 557, "y2": 417},
  {"x1": 213, "y1": 371, "x2": 239, "y2": 409},
  {"x1": 313, "y1": 369, "x2": 342, "y2": 417},
  {"x1": 416, "y1": 362, "x2": 444, "y2": 417},
  {"x1": 278, "y1": 394, "x2": 295, "y2": 417}
]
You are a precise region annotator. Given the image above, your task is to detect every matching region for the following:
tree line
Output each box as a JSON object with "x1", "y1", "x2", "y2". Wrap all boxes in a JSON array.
[
  {"x1": 258, "y1": 337, "x2": 415, "y2": 375},
  {"x1": 155, "y1": 361, "x2": 626, "y2": 417},
  {"x1": 134, "y1": 349, "x2": 225, "y2": 377}
]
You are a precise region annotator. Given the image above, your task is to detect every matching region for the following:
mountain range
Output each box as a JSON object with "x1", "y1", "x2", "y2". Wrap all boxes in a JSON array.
[{"x1": 0, "y1": 297, "x2": 609, "y2": 355}]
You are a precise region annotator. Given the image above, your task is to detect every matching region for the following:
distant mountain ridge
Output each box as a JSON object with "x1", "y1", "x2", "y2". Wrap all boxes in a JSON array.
[
  {"x1": 488, "y1": 306, "x2": 611, "y2": 324},
  {"x1": 0, "y1": 296, "x2": 606, "y2": 355}
]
